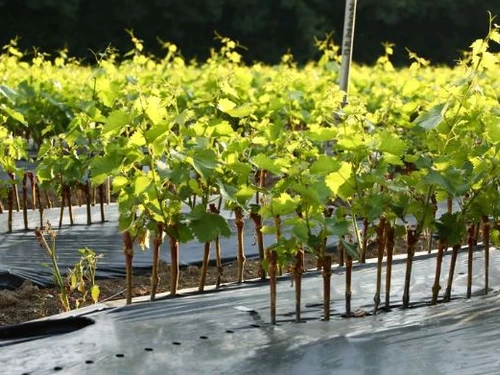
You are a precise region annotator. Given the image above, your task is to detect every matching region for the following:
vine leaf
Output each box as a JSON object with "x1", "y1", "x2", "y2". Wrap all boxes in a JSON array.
[{"x1": 414, "y1": 102, "x2": 447, "y2": 130}]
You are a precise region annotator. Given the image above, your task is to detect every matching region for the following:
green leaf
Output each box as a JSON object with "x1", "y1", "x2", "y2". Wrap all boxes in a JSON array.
[
  {"x1": 0, "y1": 104, "x2": 27, "y2": 126},
  {"x1": 103, "y1": 110, "x2": 129, "y2": 134},
  {"x1": 252, "y1": 153, "x2": 284, "y2": 175},
  {"x1": 271, "y1": 192, "x2": 300, "y2": 216},
  {"x1": 415, "y1": 103, "x2": 446, "y2": 130},
  {"x1": 112, "y1": 176, "x2": 129, "y2": 189},
  {"x1": 485, "y1": 121, "x2": 500, "y2": 144},
  {"x1": 217, "y1": 98, "x2": 237, "y2": 112},
  {"x1": 192, "y1": 149, "x2": 218, "y2": 178},
  {"x1": 325, "y1": 162, "x2": 352, "y2": 196},
  {"x1": 134, "y1": 175, "x2": 151, "y2": 195},
  {"x1": 378, "y1": 130, "x2": 407, "y2": 156},
  {"x1": 188, "y1": 205, "x2": 231, "y2": 242},
  {"x1": 341, "y1": 240, "x2": 359, "y2": 260},
  {"x1": 435, "y1": 212, "x2": 465, "y2": 244},
  {"x1": 310, "y1": 155, "x2": 340, "y2": 175},
  {"x1": 91, "y1": 285, "x2": 100, "y2": 304}
]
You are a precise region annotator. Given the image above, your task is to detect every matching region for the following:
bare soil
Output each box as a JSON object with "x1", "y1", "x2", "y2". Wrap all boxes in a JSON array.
[{"x1": 0, "y1": 255, "x2": 317, "y2": 326}]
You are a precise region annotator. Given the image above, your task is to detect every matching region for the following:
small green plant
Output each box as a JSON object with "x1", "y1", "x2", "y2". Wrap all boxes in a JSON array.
[
  {"x1": 35, "y1": 222, "x2": 70, "y2": 312},
  {"x1": 35, "y1": 222, "x2": 102, "y2": 311},
  {"x1": 67, "y1": 247, "x2": 102, "y2": 308}
]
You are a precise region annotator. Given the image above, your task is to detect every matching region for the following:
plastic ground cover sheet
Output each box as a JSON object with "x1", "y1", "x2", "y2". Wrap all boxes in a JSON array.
[
  {"x1": 0, "y1": 199, "x2": 457, "y2": 289},
  {"x1": 0, "y1": 204, "x2": 276, "y2": 288},
  {"x1": 1, "y1": 247, "x2": 500, "y2": 374}
]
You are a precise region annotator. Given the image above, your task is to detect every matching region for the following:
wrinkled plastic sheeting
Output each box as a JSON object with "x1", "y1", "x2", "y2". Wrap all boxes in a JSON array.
[
  {"x1": 1, "y1": 248, "x2": 500, "y2": 374},
  {"x1": 0, "y1": 204, "x2": 273, "y2": 288},
  {"x1": 0, "y1": 199, "x2": 457, "y2": 289}
]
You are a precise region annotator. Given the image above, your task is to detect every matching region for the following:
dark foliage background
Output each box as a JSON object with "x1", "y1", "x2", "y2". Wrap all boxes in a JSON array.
[{"x1": 0, "y1": 0, "x2": 499, "y2": 65}]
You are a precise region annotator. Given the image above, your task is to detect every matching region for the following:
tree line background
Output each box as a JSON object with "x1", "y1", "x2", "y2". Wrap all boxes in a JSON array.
[{"x1": 0, "y1": 0, "x2": 499, "y2": 65}]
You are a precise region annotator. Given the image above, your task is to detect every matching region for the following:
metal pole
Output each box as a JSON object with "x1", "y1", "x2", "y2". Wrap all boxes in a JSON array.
[{"x1": 339, "y1": 0, "x2": 358, "y2": 107}]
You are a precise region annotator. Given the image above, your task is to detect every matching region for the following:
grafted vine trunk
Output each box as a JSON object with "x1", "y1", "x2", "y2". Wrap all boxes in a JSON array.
[
  {"x1": 58, "y1": 185, "x2": 65, "y2": 228},
  {"x1": 98, "y1": 183, "x2": 106, "y2": 222},
  {"x1": 151, "y1": 223, "x2": 164, "y2": 301},
  {"x1": 323, "y1": 254, "x2": 332, "y2": 321},
  {"x1": 84, "y1": 181, "x2": 92, "y2": 225},
  {"x1": 482, "y1": 216, "x2": 490, "y2": 294},
  {"x1": 250, "y1": 211, "x2": 266, "y2": 280},
  {"x1": 35, "y1": 182, "x2": 43, "y2": 227},
  {"x1": 65, "y1": 185, "x2": 74, "y2": 226},
  {"x1": 467, "y1": 224, "x2": 474, "y2": 298},
  {"x1": 28, "y1": 172, "x2": 36, "y2": 210},
  {"x1": 443, "y1": 243, "x2": 461, "y2": 303},
  {"x1": 123, "y1": 231, "x2": 134, "y2": 305},
  {"x1": 198, "y1": 241, "x2": 211, "y2": 292},
  {"x1": 8, "y1": 172, "x2": 19, "y2": 212},
  {"x1": 431, "y1": 239, "x2": 447, "y2": 305},
  {"x1": 274, "y1": 215, "x2": 283, "y2": 276},
  {"x1": 385, "y1": 223, "x2": 395, "y2": 310},
  {"x1": 373, "y1": 217, "x2": 386, "y2": 315},
  {"x1": 295, "y1": 249, "x2": 304, "y2": 323},
  {"x1": 169, "y1": 234, "x2": 180, "y2": 296},
  {"x1": 402, "y1": 228, "x2": 419, "y2": 308},
  {"x1": 267, "y1": 249, "x2": 277, "y2": 325},
  {"x1": 235, "y1": 207, "x2": 246, "y2": 283},
  {"x1": 209, "y1": 204, "x2": 224, "y2": 288}
]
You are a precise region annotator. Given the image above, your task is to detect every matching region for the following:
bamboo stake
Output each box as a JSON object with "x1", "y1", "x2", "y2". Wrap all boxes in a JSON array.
[
  {"x1": 482, "y1": 216, "x2": 490, "y2": 294},
  {"x1": 85, "y1": 181, "x2": 92, "y2": 225},
  {"x1": 466, "y1": 224, "x2": 474, "y2": 298},
  {"x1": 295, "y1": 249, "x2": 304, "y2": 323},
  {"x1": 7, "y1": 185, "x2": 13, "y2": 233},
  {"x1": 360, "y1": 217, "x2": 368, "y2": 263},
  {"x1": 22, "y1": 173, "x2": 28, "y2": 230},
  {"x1": 267, "y1": 249, "x2": 277, "y2": 325},
  {"x1": 345, "y1": 252, "x2": 352, "y2": 318},
  {"x1": 210, "y1": 204, "x2": 224, "y2": 288},
  {"x1": 373, "y1": 217, "x2": 386, "y2": 315},
  {"x1": 384, "y1": 223, "x2": 395, "y2": 310},
  {"x1": 323, "y1": 254, "x2": 332, "y2": 321},
  {"x1": 8, "y1": 172, "x2": 20, "y2": 212}
]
